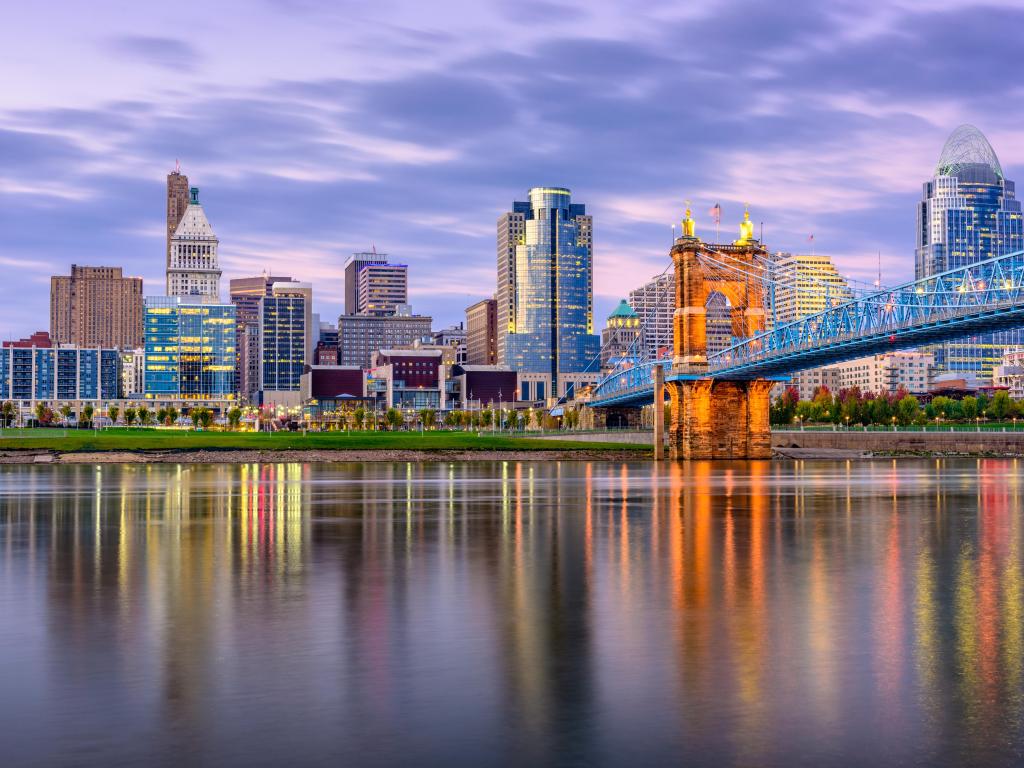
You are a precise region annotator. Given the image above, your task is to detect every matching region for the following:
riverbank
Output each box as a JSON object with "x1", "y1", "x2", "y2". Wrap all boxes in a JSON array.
[
  {"x1": 0, "y1": 428, "x2": 649, "y2": 463},
  {"x1": 0, "y1": 448, "x2": 650, "y2": 464}
]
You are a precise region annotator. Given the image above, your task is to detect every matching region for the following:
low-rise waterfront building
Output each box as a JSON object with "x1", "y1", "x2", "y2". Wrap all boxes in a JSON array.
[{"x1": 0, "y1": 344, "x2": 121, "y2": 415}]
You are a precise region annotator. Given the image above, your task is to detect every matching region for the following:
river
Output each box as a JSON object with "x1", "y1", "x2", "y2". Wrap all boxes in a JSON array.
[{"x1": 1, "y1": 459, "x2": 1022, "y2": 766}]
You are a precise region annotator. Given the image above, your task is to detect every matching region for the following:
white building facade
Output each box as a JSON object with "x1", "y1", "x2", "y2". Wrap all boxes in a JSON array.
[{"x1": 167, "y1": 187, "x2": 222, "y2": 299}]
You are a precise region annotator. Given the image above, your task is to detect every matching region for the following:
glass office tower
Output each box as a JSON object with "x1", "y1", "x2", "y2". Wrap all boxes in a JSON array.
[
  {"x1": 502, "y1": 187, "x2": 600, "y2": 400},
  {"x1": 144, "y1": 296, "x2": 236, "y2": 402},
  {"x1": 260, "y1": 293, "x2": 307, "y2": 393},
  {"x1": 916, "y1": 124, "x2": 1024, "y2": 380}
]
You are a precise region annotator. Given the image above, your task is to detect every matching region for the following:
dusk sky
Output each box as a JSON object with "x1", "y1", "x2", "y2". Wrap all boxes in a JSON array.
[{"x1": 3, "y1": 0, "x2": 1023, "y2": 338}]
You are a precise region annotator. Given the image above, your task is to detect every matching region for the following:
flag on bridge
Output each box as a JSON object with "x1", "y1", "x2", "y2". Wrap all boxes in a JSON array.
[{"x1": 709, "y1": 203, "x2": 721, "y2": 224}]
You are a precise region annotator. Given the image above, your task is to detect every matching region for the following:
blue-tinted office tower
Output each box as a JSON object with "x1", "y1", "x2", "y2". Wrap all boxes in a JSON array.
[
  {"x1": 499, "y1": 187, "x2": 600, "y2": 402},
  {"x1": 916, "y1": 125, "x2": 1024, "y2": 380},
  {"x1": 144, "y1": 296, "x2": 236, "y2": 403}
]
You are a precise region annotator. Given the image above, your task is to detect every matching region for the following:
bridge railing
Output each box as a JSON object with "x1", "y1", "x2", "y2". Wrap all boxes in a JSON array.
[{"x1": 713, "y1": 249, "x2": 1024, "y2": 373}]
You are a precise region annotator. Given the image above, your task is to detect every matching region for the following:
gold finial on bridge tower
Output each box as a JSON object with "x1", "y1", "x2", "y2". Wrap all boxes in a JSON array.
[
  {"x1": 681, "y1": 201, "x2": 696, "y2": 239},
  {"x1": 735, "y1": 204, "x2": 755, "y2": 245}
]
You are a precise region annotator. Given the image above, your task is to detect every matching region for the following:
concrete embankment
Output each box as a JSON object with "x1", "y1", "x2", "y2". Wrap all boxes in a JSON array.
[{"x1": 772, "y1": 430, "x2": 1024, "y2": 457}]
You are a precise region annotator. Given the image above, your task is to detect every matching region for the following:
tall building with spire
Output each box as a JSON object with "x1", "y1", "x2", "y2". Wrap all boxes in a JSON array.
[
  {"x1": 498, "y1": 187, "x2": 599, "y2": 402},
  {"x1": 916, "y1": 124, "x2": 1024, "y2": 380},
  {"x1": 166, "y1": 165, "x2": 190, "y2": 271},
  {"x1": 167, "y1": 187, "x2": 222, "y2": 299}
]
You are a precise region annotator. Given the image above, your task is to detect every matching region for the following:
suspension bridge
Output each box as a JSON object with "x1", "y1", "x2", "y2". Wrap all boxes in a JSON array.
[{"x1": 580, "y1": 208, "x2": 1024, "y2": 459}]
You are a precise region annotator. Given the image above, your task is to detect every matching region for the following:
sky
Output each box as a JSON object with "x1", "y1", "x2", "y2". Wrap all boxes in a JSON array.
[{"x1": 3, "y1": 0, "x2": 1024, "y2": 339}]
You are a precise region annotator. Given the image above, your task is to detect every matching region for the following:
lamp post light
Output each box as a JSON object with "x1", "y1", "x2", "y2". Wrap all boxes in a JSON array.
[
  {"x1": 891, "y1": 415, "x2": 897, "y2": 432},
  {"x1": 976, "y1": 416, "x2": 981, "y2": 433}
]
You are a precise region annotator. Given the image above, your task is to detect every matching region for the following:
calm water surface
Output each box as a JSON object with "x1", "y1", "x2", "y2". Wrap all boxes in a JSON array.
[{"x1": 2, "y1": 459, "x2": 1024, "y2": 767}]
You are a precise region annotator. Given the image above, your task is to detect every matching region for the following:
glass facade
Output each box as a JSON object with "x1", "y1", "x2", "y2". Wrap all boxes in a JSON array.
[
  {"x1": 260, "y1": 295, "x2": 306, "y2": 392},
  {"x1": 503, "y1": 187, "x2": 600, "y2": 395},
  {"x1": 916, "y1": 125, "x2": 1024, "y2": 380},
  {"x1": 144, "y1": 296, "x2": 236, "y2": 401}
]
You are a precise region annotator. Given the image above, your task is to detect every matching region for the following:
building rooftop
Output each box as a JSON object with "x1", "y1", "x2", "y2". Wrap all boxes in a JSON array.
[
  {"x1": 607, "y1": 299, "x2": 638, "y2": 320},
  {"x1": 936, "y1": 124, "x2": 1004, "y2": 180}
]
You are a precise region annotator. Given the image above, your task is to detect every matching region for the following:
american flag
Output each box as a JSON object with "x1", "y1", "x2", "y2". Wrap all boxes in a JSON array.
[
  {"x1": 709, "y1": 203, "x2": 721, "y2": 225},
  {"x1": 807, "y1": 233, "x2": 815, "y2": 242}
]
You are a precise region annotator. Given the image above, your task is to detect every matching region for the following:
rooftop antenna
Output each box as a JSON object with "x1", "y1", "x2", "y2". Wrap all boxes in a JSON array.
[{"x1": 175, "y1": 158, "x2": 181, "y2": 174}]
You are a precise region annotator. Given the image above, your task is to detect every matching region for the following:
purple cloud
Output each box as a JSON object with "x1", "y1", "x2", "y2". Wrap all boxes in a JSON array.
[{"x1": 1, "y1": 0, "x2": 1023, "y2": 337}]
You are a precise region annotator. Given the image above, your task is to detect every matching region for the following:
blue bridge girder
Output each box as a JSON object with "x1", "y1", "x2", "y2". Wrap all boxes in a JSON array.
[{"x1": 588, "y1": 248, "x2": 1024, "y2": 408}]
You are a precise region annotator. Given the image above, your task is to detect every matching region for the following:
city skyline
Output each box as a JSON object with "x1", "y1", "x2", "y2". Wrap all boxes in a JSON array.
[{"x1": 4, "y1": 1, "x2": 1024, "y2": 339}]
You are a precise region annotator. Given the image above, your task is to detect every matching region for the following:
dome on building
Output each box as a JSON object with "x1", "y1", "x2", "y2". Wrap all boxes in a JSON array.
[
  {"x1": 935, "y1": 124, "x2": 1003, "y2": 180},
  {"x1": 607, "y1": 299, "x2": 637, "y2": 320}
]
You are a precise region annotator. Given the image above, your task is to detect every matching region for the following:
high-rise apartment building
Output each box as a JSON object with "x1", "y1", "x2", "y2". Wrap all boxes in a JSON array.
[
  {"x1": 628, "y1": 273, "x2": 673, "y2": 360},
  {"x1": 768, "y1": 253, "x2": 853, "y2": 325},
  {"x1": 499, "y1": 187, "x2": 599, "y2": 401},
  {"x1": 166, "y1": 166, "x2": 190, "y2": 270},
  {"x1": 167, "y1": 187, "x2": 222, "y2": 299},
  {"x1": 144, "y1": 296, "x2": 236, "y2": 404},
  {"x1": 916, "y1": 124, "x2": 1024, "y2": 380},
  {"x1": 50, "y1": 265, "x2": 143, "y2": 348},
  {"x1": 344, "y1": 252, "x2": 408, "y2": 316},
  {"x1": 465, "y1": 297, "x2": 498, "y2": 365},
  {"x1": 259, "y1": 283, "x2": 309, "y2": 401},
  {"x1": 229, "y1": 274, "x2": 294, "y2": 403}
]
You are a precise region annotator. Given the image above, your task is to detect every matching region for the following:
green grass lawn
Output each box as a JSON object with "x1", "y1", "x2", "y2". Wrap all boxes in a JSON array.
[{"x1": 0, "y1": 428, "x2": 648, "y2": 454}]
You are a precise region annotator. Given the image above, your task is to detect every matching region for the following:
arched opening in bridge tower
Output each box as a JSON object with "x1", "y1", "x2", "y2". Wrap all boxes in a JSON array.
[{"x1": 706, "y1": 291, "x2": 733, "y2": 356}]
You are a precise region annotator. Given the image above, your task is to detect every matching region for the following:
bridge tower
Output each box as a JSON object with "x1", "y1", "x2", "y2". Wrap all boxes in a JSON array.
[{"x1": 666, "y1": 206, "x2": 773, "y2": 459}]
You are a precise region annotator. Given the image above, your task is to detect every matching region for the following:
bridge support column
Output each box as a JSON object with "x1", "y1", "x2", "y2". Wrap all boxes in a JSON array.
[
  {"x1": 653, "y1": 364, "x2": 664, "y2": 461},
  {"x1": 667, "y1": 379, "x2": 772, "y2": 459}
]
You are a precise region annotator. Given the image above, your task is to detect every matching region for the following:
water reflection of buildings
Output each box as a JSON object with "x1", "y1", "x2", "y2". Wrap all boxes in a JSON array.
[{"x1": 2, "y1": 459, "x2": 1024, "y2": 763}]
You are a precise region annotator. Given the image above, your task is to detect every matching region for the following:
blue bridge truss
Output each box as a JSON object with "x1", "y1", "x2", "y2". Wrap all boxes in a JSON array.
[{"x1": 589, "y1": 249, "x2": 1024, "y2": 408}]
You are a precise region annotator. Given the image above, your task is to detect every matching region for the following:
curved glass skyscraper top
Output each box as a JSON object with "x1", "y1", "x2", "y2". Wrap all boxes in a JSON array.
[
  {"x1": 915, "y1": 125, "x2": 1024, "y2": 380},
  {"x1": 500, "y1": 187, "x2": 600, "y2": 400}
]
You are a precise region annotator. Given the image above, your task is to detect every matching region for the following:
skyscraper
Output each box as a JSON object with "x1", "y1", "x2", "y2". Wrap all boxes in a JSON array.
[
  {"x1": 259, "y1": 282, "x2": 310, "y2": 402},
  {"x1": 50, "y1": 265, "x2": 143, "y2": 348},
  {"x1": 499, "y1": 187, "x2": 599, "y2": 402},
  {"x1": 167, "y1": 187, "x2": 222, "y2": 299},
  {"x1": 166, "y1": 166, "x2": 190, "y2": 271},
  {"x1": 916, "y1": 124, "x2": 1024, "y2": 380},
  {"x1": 230, "y1": 274, "x2": 295, "y2": 403},
  {"x1": 344, "y1": 252, "x2": 408, "y2": 316},
  {"x1": 465, "y1": 297, "x2": 498, "y2": 365},
  {"x1": 496, "y1": 208, "x2": 527, "y2": 365}
]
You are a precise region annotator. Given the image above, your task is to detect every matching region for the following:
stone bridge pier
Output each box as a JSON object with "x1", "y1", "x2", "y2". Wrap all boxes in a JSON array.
[{"x1": 666, "y1": 379, "x2": 772, "y2": 459}]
